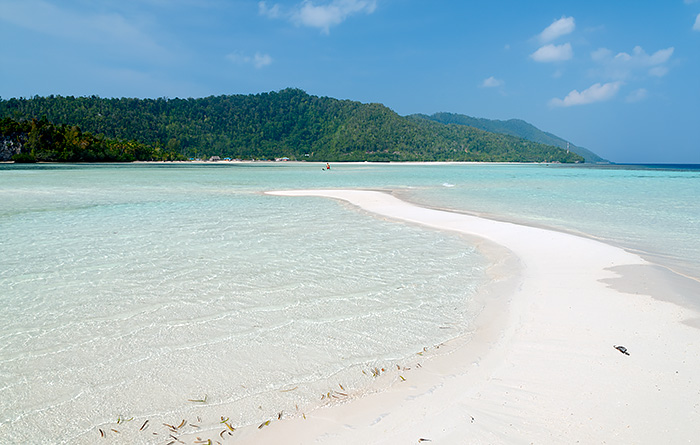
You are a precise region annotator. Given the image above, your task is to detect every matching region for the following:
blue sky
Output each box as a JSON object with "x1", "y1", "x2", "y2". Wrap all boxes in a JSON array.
[{"x1": 1, "y1": 0, "x2": 699, "y2": 163}]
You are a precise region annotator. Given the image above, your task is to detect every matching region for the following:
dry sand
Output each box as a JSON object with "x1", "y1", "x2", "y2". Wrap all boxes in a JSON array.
[{"x1": 220, "y1": 189, "x2": 700, "y2": 445}]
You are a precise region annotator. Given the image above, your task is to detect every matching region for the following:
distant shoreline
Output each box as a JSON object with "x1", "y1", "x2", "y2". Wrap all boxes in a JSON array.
[{"x1": 4, "y1": 160, "x2": 699, "y2": 169}]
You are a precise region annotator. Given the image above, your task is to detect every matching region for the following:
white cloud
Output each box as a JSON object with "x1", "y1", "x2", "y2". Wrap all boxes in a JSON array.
[
  {"x1": 591, "y1": 45, "x2": 674, "y2": 79},
  {"x1": 481, "y1": 76, "x2": 503, "y2": 88},
  {"x1": 258, "y1": 1, "x2": 282, "y2": 18},
  {"x1": 530, "y1": 43, "x2": 573, "y2": 62},
  {"x1": 0, "y1": 0, "x2": 167, "y2": 60},
  {"x1": 694, "y1": 13, "x2": 700, "y2": 31},
  {"x1": 648, "y1": 66, "x2": 668, "y2": 77},
  {"x1": 259, "y1": 0, "x2": 377, "y2": 34},
  {"x1": 539, "y1": 16, "x2": 575, "y2": 43},
  {"x1": 227, "y1": 51, "x2": 273, "y2": 68},
  {"x1": 253, "y1": 52, "x2": 273, "y2": 68},
  {"x1": 626, "y1": 88, "x2": 648, "y2": 103},
  {"x1": 591, "y1": 47, "x2": 612, "y2": 62},
  {"x1": 645, "y1": 47, "x2": 674, "y2": 64},
  {"x1": 549, "y1": 81, "x2": 623, "y2": 107}
]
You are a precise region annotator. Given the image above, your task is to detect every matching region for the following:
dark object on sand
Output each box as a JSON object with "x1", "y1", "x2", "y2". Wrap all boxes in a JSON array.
[{"x1": 614, "y1": 345, "x2": 630, "y2": 356}]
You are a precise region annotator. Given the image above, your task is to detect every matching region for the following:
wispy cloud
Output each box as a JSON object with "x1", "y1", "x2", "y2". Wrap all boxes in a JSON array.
[
  {"x1": 259, "y1": 2, "x2": 282, "y2": 18},
  {"x1": 530, "y1": 43, "x2": 573, "y2": 62},
  {"x1": 648, "y1": 66, "x2": 669, "y2": 77},
  {"x1": 0, "y1": 0, "x2": 168, "y2": 61},
  {"x1": 259, "y1": 0, "x2": 377, "y2": 34},
  {"x1": 539, "y1": 16, "x2": 575, "y2": 43},
  {"x1": 625, "y1": 88, "x2": 648, "y2": 103},
  {"x1": 481, "y1": 76, "x2": 503, "y2": 88},
  {"x1": 694, "y1": 13, "x2": 700, "y2": 31},
  {"x1": 591, "y1": 45, "x2": 674, "y2": 79},
  {"x1": 226, "y1": 51, "x2": 273, "y2": 68},
  {"x1": 549, "y1": 81, "x2": 623, "y2": 107}
]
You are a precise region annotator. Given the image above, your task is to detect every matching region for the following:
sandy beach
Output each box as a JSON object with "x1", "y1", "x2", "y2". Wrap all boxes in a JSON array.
[{"x1": 221, "y1": 189, "x2": 700, "y2": 444}]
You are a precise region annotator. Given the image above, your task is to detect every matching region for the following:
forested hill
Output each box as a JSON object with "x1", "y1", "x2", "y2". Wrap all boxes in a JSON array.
[
  {"x1": 0, "y1": 117, "x2": 184, "y2": 163},
  {"x1": 411, "y1": 112, "x2": 606, "y2": 163},
  {"x1": 0, "y1": 89, "x2": 584, "y2": 163}
]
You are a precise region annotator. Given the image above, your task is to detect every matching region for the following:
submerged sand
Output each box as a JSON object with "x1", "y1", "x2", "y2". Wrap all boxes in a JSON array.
[{"x1": 219, "y1": 189, "x2": 700, "y2": 444}]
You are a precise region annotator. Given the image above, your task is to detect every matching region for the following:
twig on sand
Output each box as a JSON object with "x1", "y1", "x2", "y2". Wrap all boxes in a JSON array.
[
  {"x1": 169, "y1": 433, "x2": 184, "y2": 443},
  {"x1": 219, "y1": 416, "x2": 236, "y2": 432},
  {"x1": 116, "y1": 416, "x2": 133, "y2": 424}
]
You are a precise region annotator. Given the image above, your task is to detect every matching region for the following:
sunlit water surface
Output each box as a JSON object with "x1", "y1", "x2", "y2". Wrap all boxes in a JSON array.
[{"x1": 1, "y1": 162, "x2": 698, "y2": 443}]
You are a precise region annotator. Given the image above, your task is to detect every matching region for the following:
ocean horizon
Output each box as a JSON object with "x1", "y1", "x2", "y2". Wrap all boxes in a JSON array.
[{"x1": 1, "y1": 162, "x2": 698, "y2": 443}]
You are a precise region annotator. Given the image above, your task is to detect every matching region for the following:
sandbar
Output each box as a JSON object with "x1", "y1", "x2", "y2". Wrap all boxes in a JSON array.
[{"x1": 227, "y1": 189, "x2": 700, "y2": 444}]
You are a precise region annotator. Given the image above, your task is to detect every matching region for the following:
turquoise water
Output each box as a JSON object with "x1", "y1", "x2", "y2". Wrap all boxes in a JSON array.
[
  {"x1": 1, "y1": 162, "x2": 698, "y2": 443},
  {"x1": 396, "y1": 163, "x2": 700, "y2": 279},
  {"x1": 0, "y1": 163, "x2": 486, "y2": 443}
]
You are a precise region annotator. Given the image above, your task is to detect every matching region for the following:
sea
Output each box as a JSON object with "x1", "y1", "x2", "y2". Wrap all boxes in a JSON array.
[{"x1": 1, "y1": 162, "x2": 698, "y2": 443}]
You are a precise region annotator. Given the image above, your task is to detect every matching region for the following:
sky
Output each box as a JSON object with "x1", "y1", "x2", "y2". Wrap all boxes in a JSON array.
[{"x1": 1, "y1": 0, "x2": 699, "y2": 163}]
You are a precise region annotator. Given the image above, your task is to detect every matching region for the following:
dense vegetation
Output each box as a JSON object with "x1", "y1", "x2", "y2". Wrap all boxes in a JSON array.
[
  {"x1": 0, "y1": 89, "x2": 584, "y2": 163},
  {"x1": 411, "y1": 112, "x2": 605, "y2": 163},
  {"x1": 0, "y1": 117, "x2": 184, "y2": 162}
]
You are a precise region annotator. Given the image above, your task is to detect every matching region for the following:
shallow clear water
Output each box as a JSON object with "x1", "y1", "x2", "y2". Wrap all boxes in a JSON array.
[
  {"x1": 396, "y1": 163, "x2": 700, "y2": 279},
  {"x1": 0, "y1": 163, "x2": 486, "y2": 443},
  {"x1": 1, "y1": 162, "x2": 698, "y2": 443}
]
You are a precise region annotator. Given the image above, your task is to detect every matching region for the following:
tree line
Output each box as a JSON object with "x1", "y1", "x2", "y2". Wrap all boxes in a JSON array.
[
  {"x1": 411, "y1": 112, "x2": 605, "y2": 163},
  {"x1": 0, "y1": 116, "x2": 184, "y2": 162},
  {"x1": 0, "y1": 89, "x2": 584, "y2": 163}
]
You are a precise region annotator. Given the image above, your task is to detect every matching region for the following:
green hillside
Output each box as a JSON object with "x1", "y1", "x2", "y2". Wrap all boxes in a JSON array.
[
  {"x1": 0, "y1": 116, "x2": 184, "y2": 163},
  {"x1": 0, "y1": 89, "x2": 583, "y2": 163},
  {"x1": 411, "y1": 112, "x2": 606, "y2": 163}
]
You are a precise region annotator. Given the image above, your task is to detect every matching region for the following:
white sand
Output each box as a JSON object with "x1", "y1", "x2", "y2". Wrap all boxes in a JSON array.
[{"x1": 227, "y1": 189, "x2": 700, "y2": 444}]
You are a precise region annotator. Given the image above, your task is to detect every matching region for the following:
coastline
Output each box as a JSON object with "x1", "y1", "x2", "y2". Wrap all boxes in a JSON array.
[
  {"x1": 221, "y1": 189, "x2": 700, "y2": 444},
  {"x1": 391, "y1": 188, "x2": 700, "y2": 283},
  {"x1": 4, "y1": 165, "x2": 698, "y2": 444}
]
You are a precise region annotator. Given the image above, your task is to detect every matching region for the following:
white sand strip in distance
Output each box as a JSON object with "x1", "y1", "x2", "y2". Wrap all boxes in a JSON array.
[{"x1": 237, "y1": 189, "x2": 700, "y2": 444}]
